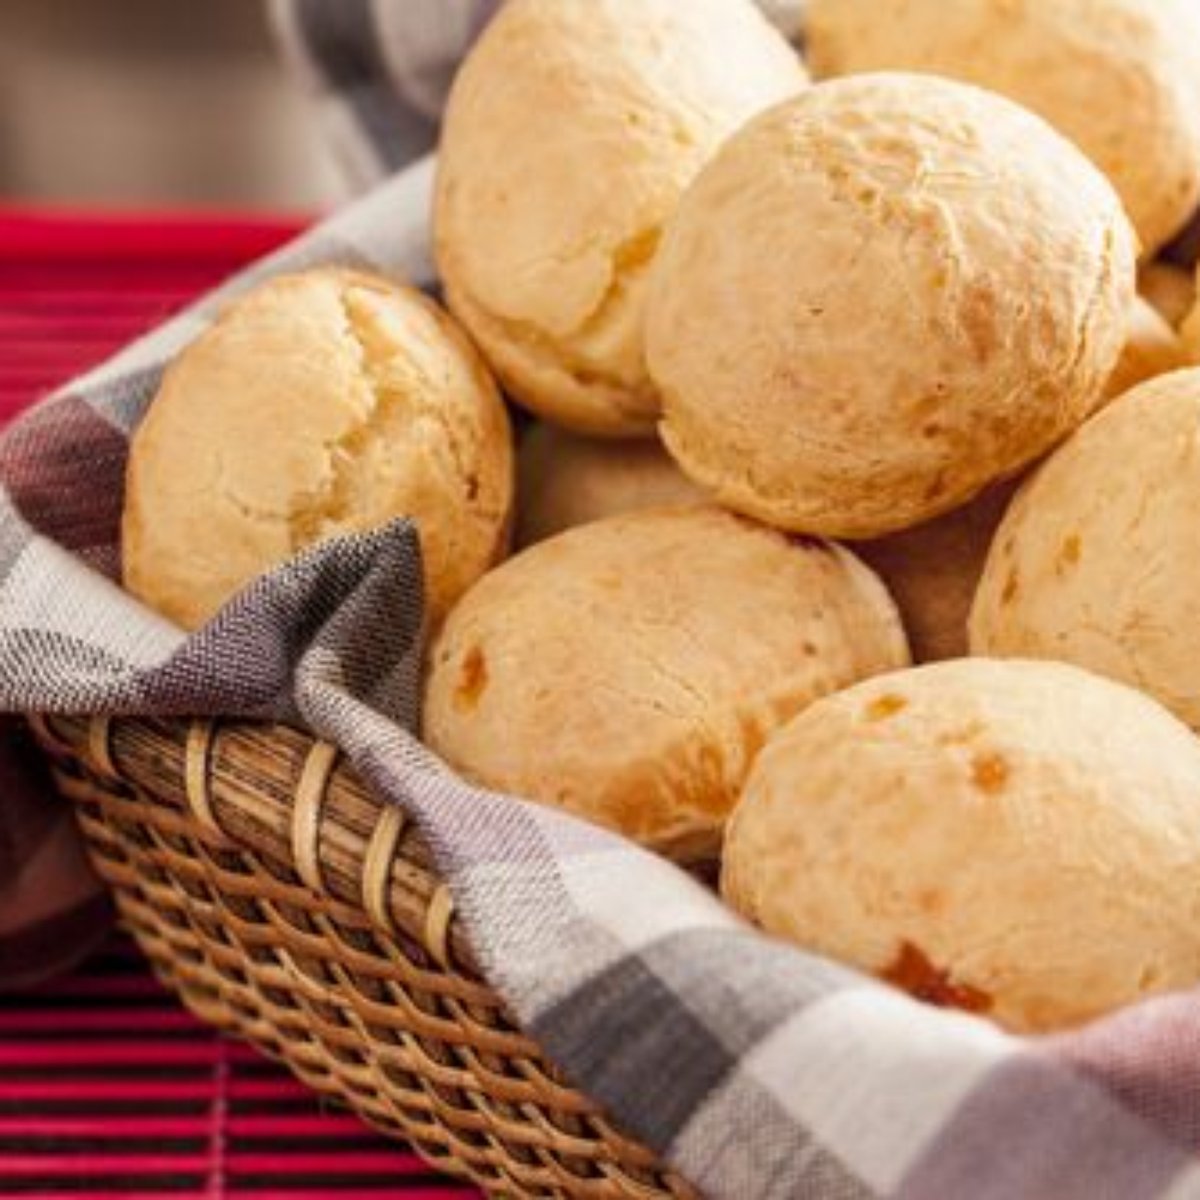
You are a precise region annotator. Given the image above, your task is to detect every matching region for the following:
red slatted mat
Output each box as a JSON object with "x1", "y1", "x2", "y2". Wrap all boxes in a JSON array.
[{"x1": 0, "y1": 208, "x2": 480, "y2": 1199}]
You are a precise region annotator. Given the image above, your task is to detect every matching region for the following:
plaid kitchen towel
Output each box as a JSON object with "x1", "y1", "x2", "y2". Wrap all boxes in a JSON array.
[{"x1": 5, "y1": 3, "x2": 1200, "y2": 1198}]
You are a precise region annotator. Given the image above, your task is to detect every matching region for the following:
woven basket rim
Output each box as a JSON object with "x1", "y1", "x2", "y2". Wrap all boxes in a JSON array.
[
  {"x1": 28, "y1": 711, "x2": 699, "y2": 1197},
  {"x1": 28, "y1": 712, "x2": 487, "y2": 981}
]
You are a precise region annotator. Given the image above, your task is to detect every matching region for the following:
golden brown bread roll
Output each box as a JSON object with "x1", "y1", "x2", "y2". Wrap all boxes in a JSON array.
[
  {"x1": 434, "y1": 0, "x2": 806, "y2": 436},
  {"x1": 516, "y1": 423, "x2": 703, "y2": 547},
  {"x1": 1103, "y1": 297, "x2": 1187, "y2": 402},
  {"x1": 855, "y1": 482, "x2": 1016, "y2": 663},
  {"x1": 805, "y1": 0, "x2": 1200, "y2": 256},
  {"x1": 971, "y1": 368, "x2": 1200, "y2": 730},
  {"x1": 1180, "y1": 273, "x2": 1200, "y2": 364},
  {"x1": 723, "y1": 658, "x2": 1200, "y2": 1033},
  {"x1": 1141, "y1": 261, "x2": 1196, "y2": 329},
  {"x1": 645, "y1": 73, "x2": 1135, "y2": 539},
  {"x1": 424, "y1": 507, "x2": 909, "y2": 859},
  {"x1": 123, "y1": 269, "x2": 514, "y2": 629}
]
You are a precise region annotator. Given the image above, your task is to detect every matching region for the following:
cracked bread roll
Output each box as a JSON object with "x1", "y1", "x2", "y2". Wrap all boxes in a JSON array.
[
  {"x1": 516, "y1": 424, "x2": 703, "y2": 547},
  {"x1": 970, "y1": 368, "x2": 1200, "y2": 730},
  {"x1": 1103, "y1": 296, "x2": 1187, "y2": 402},
  {"x1": 423, "y1": 506, "x2": 909, "y2": 859},
  {"x1": 856, "y1": 481, "x2": 1016, "y2": 663},
  {"x1": 805, "y1": 0, "x2": 1200, "y2": 256},
  {"x1": 434, "y1": 0, "x2": 806, "y2": 437},
  {"x1": 723, "y1": 658, "x2": 1200, "y2": 1033},
  {"x1": 1141, "y1": 261, "x2": 1196, "y2": 329},
  {"x1": 123, "y1": 269, "x2": 514, "y2": 630},
  {"x1": 645, "y1": 73, "x2": 1135, "y2": 539}
]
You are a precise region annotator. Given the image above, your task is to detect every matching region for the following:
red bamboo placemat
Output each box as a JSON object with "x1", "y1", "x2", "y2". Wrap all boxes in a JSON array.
[{"x1": 0, "y1": 208, "x2": 480, "y2": 1199}]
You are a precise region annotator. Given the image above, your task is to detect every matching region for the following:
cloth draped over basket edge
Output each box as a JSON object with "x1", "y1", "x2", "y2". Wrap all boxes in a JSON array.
[{"x1": 4, "y1": 1, "x2": 1200, "y2": 1196}]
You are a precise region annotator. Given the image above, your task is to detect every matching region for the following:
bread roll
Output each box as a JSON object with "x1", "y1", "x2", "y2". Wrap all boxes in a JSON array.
[
  {"x1": 805, "y1": 0, "x2": 1200, "y2": 255},
  {"x1": 723, "y1": 658, "x2": 1200, "y2": 1033},
  {"x1": 1103, "y1": 297, "x2": 1186, "y2": 402},
  {"x1": 855, "y1": 482, "x2": 1016, "y2": 663},
  {"x1": 1181, "y1": 273, "x2": 1200, "y2": 364},
  {"x1": 424, "y1": 507, "x2": 908, "y2": 859},
  {"x1": 1141, "y1": 261, "x2": 1196, "y2": 328},
  {"x1": 516, "y1": 424, "x2": 703, "y2": 546},
  {"x1": 971, "y1": 368, "x2": 1200, "y2": 729},
  {"x1": 435, "y1": 0, "x2": 806, "y2": 436},
  {"x1": 646, "y1": 73, "x2": 1135, "y2": 538},
  {"x1": 124, "y1": 269, "x2": 513, "y2": 629}
]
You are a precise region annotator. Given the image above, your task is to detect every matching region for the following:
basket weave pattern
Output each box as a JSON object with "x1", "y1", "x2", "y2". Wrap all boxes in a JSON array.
[{"x1": 28, "y1": 713, "x2": 693, "y2": 1200}]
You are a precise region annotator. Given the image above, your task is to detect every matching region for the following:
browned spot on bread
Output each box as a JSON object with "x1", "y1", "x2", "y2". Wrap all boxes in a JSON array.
[
  {"x1": 454, "y1": 645, "x2": 489, "y2": 712},
  {"x1": 882, "y1": 941, "x2": 992, "y2": 1014},
  {"x1": 922, "y1": 472, "x2": 949, "y2": 503},
  {"x1": 1001, "y1": 571, "x2": 1019, "y2": 605},
  {"x1": 1059, "y1": 533, "x2": 1081, "y2": 568},
  {"x1": 917, "y1": 888, "x2": 946, "y2": 915},
  {"x1": 866, "y1": 693, "x2": 907, "y2": 721},
  {"x1": 912, "y1": 388, "x2": 948, "y2": 420},
  {"x1": 962, "y1": 282, "x2": 999, "y2": 364},
  {"x1": 971, "y1": 751, "x2": 1009, "y2": 794}
]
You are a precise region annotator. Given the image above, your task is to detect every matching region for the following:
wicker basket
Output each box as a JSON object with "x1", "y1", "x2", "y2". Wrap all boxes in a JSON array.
[{"x1": 28, "y1": 712, "x2": 695, "y2": 1199}]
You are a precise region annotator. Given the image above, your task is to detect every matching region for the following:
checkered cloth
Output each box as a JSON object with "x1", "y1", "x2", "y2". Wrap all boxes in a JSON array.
[{"x1": 6, "y1": 3, "x2": 1200, "y2": 1196}]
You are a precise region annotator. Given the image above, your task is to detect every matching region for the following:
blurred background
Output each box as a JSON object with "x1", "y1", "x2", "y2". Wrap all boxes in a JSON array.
[{"x1": 0, "y1": 0, "x2": 344, "y2": 210}]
